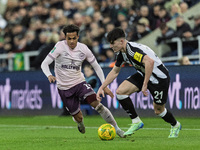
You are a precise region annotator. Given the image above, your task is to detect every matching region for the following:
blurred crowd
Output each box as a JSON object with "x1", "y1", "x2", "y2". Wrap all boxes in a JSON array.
[
  {"x1": 0, "y1": 0, "x2": 200, "y2": 71},
  {"x1": 156, "y1": 14, "x2": 200, "y2": 57}
]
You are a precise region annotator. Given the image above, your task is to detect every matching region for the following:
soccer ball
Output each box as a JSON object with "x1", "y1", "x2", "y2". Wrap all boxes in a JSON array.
[{"x1": 98, "y1": 123, "x2": 116, "y2": 140}]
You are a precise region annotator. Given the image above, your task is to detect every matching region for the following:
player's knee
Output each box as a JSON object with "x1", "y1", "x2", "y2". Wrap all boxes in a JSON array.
[
  {"x1": 94, "y1": 103, "x2": 104, "y2": 113},
  {"x1": 116, "y1": 88, "x2": 124, "y2": 95},
  {"x1": 154, "y1": 108, "x2": 164, "y2": 115},
  {"x1": 154, "y1": 109, "x2": 161, "y2": 115}
]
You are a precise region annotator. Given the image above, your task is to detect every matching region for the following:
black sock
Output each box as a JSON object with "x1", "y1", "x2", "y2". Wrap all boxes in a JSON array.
[
  {"x1": 118, "y1": 97, "x2": 138, "y2": 119},
  {"x1": 162, "y1": 109, "x2": 177, "y2": 126}
]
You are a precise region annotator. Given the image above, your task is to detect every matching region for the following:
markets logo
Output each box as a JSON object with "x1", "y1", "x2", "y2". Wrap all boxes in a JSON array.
[{"x1": 0, "y1": 78, "x2": 43, "y2": 110}]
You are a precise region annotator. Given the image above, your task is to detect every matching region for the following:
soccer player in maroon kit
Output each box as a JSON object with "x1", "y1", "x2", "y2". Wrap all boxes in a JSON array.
[{"x1": 41, "y1": 24, "x2": 125, "y2": 138}]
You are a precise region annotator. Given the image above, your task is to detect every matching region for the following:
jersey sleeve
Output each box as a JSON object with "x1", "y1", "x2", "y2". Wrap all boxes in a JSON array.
[
  {"x1": 131, "y1": 44, "x2": 146, "y2": 64},
  {"x1": 84, "y1": 45, "x2": 96, "y2": 64},
  {"x1": 115, "y1": 52, "x2": 124, "y2": 67},
  {"x1": 133, "y1": 51, "x2": 145, "y2": 64},
  {"x1": 48, "y1": 42, "x2": 62, "y2": 59}
]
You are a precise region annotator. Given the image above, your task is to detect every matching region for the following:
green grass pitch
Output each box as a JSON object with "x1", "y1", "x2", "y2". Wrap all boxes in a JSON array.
[{"x1": 0, "y1": 116, "x2": 199, "y2": 150}]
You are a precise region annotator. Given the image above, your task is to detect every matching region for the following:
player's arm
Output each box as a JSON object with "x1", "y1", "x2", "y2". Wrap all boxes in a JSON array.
[
  {"x1": 142, "y1": 55, "x2": 154, "y2": 96},
  {"x1": 90, "y1": 59, "x2": 114, "y2": 98},
  {"x1": 41, "y1": 56, "x2": 56, "y2": 83},
  {"x1": 97, "y1": 65, "x2": 121, "y2": 101}
]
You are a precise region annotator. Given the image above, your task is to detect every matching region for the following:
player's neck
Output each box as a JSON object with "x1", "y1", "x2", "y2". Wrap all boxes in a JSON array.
[{"x1": 122, "y1": 40, "x2": 128, "y2": 53}]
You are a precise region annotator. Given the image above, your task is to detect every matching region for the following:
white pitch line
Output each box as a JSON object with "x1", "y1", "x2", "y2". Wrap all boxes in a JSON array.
[{"x1": 0, "y1": 124, "x2": 200, "y2": 131}]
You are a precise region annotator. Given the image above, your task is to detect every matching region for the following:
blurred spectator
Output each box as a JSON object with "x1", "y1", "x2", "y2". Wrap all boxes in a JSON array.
[
  {"x1": 183, "y1": 14, "x2": 200, "y2": 54},
  {"x1": 93, "y1": 1, "x2": 101, "y2": 12},
  {"x1": 105, "y1": 49, "x2": 115, "y2": 63},
  {"x1": 83, "y1": 64, "x2": 100, "y2": 93},
  {"x1": 31, "y1": 32, "x2": 59, "y2": 70},
  {"x1": 178, "y1": 56, "x2": 191, "y2": 65},
  {"x1": 127, "y1": 5, "x2": 139, "y2": 26},
  {"x1": 76, "y1": 1, "x2": 87, "y2": 16},
  {"x1": 18, "y1": 8, "x2": 30, "y2": 28},
  {"x1": 156, "y1": 23, "x2": 176, "y2": 56},
  {"x1": 99, "y1": 0, "x2": 110, "y2": 16},
  {"x1": 120, "y1": 20, "x2": 133, "y2": 40},
  {"x1": 138, "y1": 17, "x2": 151, "y2": 32},
  {"x1": 149, "y1": 3, "x2": 160, "y2": 30},
  {"x1": 179, "y1": 2, "x2": 189, "y2": 14},
  {"x1": 63, "y1": 0, "x2": 77, "y2": 19},
  {"x1": 25, "y1": 30, "x2": 40, "y2": 51},
  {"x1": 101, "y1": 23, "x2": 115, "y2": 51},
  {"x1": 73, "y1": 12, "x2": 86, "y2": 39},
  {"x1": 115, "y1": 11, "x2": 127, "y2": 27},
  {"x1": 131, "y1": 22, "x2": 150, "y2": 41},
  {"x1": 109, "y1": 0, "x2": 122, "y2": 25},
  {"x1": 139, "y1": 5, "x2": 155, "y2": 31},
  {"x1": 156, "y1": 7, "x2": 171, "y2": 29},
  {"x1": 84, "y1": 0, "x2": 94, "y2": 17},
  {"x1": 170, "y1": 3, "x2": 182, "y2": 19},
  {"x1": 183, "y1": 14, "x2": 200, "y2": 38},
  {"x1": 163, "y1": 15, "x2": 195, "y2": 56}
]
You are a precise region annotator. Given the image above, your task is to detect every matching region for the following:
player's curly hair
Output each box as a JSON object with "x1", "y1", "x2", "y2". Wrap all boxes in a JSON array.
[
  {"x1": 62, "y1": 24, "x2": 80, "y2": 36},
  {"x1": 107, "y1": 27, "x2": 125, "y2": 44}
]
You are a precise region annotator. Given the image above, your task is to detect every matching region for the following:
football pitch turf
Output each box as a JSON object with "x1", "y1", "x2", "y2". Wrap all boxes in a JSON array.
[{"x1": 0, "y1": 116, "x2": 199, "y2": 150}]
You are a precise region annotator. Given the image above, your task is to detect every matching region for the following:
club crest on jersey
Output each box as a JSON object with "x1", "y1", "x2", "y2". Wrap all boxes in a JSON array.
[
  {"x1": 79, "y1": 52, "x2": 85, "y2": 60},
  {"x1": 134, "y1": 52, "x2": 143, "y2": 62},
  {"x1": 51, "y1": 47, "x2": 56, "y2": 53}
]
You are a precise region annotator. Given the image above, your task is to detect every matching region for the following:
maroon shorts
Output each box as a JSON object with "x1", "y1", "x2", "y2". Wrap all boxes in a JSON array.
[{"x1": 58, "y1": 81, "x2": 96, "y2": 115}]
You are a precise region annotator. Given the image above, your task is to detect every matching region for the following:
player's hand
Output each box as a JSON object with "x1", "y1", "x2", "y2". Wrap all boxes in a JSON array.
[
  {"x1": 142, "y1": 84, "x2": 148, "y2": 96},
  {"x1": 48, "y1": 75, "x2": 56, "y2": 83},
  {"x1": 103, "y1": 87, "x2": 114, "y2": 99},
  {"x1": 96, "y1": 86, "x2": 104, "y2": 101}
]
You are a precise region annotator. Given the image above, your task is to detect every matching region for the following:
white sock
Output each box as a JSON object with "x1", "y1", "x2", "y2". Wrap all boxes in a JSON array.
[
  {"x1": 72, "y1": 117, "x2": 83, "y2": 124},
  {"x1": 72, "y1": 117, "x2": 78, "y2": 123},
  {"x1": 114, "y1": 124, "x2": 120, "y2": 131},
  {"x1": 132, "y1": 116, "x2": 142, "y2": 124},
  {"x1": 173, "y1": 121, "x2": 180, "y2": 127},
  {"x1": 95, "y1": 103, "x2": 117, "y2": 127},
  {"x1": 158, "y1": 108, "x2": 167, "y2": 117}
]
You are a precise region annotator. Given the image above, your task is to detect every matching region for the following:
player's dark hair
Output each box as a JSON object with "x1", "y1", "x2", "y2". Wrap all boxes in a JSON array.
[
  {"x1": 107, "y1": 27, "x2": 125, "y2": 44},
  {"x1": 62, "y1": 24, "x2": 80, "y2": 36}
]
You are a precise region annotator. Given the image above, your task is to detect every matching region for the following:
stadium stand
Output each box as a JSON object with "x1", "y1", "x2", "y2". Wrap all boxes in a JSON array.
[{"x1": 1, "y1": 0, "x2": 200, "y2": 71}]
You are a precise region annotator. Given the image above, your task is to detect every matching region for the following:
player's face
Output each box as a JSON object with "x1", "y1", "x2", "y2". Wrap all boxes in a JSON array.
[
  {"x1": 66, "y1": 32, "x2": 79, "y2": 49},
  {"x1": 110, "y1": 39, "x2": 123, "y2": 53}
]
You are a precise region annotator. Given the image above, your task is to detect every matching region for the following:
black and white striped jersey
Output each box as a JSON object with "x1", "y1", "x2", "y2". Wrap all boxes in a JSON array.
[{"x1": 115, "y1": 42, "x2": 169, "y2": 84}]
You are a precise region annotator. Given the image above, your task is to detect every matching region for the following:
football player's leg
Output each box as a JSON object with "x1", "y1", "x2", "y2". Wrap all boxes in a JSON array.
[
  {"x1": 87, "y1": 95, "x2": 126, "y2": 138},
  {"x1": 154, "y1": 103, "x2": 181, "y2": 138},
  {"x1": 58, "y1": 89, "x2": 85, "y2": 134},
  {"x1": 116, "y1": 80, "x2": 144, "y2": 135},
  {"x1": 73, "y1": 111, "x2": 85, "y2": 134}
]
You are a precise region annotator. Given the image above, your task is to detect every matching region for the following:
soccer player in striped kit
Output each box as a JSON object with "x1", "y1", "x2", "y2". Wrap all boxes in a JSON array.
[{"x1": 97, "y1": 27, "x2": 181, "y2": 138}]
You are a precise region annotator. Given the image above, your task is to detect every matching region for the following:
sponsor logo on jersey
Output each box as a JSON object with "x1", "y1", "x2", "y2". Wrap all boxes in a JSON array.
[
  {"x1": 134, "y1": 52, "x2": 143, "y2": 62},
  {"x1": 61, "y1": 64, "x2": 80, "y2": 71}
]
